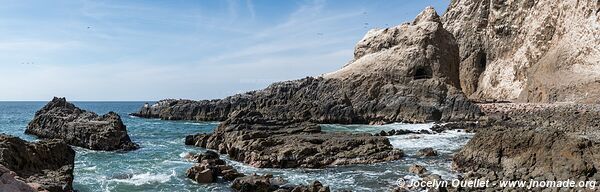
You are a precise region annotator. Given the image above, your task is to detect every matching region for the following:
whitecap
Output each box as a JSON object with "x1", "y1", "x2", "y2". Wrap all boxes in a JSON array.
[
  {"x1": 388, "y1": 130, "x2": 473, "y2": 153},
  {"x1": 110, "y1": 170, "x2": 175, "y2": 186},
  {"x1": 179, "y1": 152, "x2": 191, "y2": 158},
  {"x1": 81, "y1": 166, "x2": 97, "y2": 171}
]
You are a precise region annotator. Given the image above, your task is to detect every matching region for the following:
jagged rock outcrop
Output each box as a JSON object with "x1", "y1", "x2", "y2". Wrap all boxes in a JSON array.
[
  {"x1": 132, "y1": 7, "x2": 481, "y2": 124},
  {"x1": 26, "y1": 97, "x2": 139, "y2": 151},
  {"x1": 442, "y1": 0, "x2": 600, "y2": 103},
  {"x1": 185, "y1": 110, "x2": 404, "y2": 168},
  {"x1": 453, "y1": 103, "x2": 600, "y2": 190},
  {"x1": 231, "y1": 174, "x2": 330, "y2": 192},
  {"x1": 0, "y1": 134, "x2": 75, "y2": 192},
  {"x1": 185, "y1": 151, "x2": 244, "y2": 183}
]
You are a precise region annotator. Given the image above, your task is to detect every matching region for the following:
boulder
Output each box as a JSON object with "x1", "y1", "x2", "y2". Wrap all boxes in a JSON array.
[
  {"x1": 132, "y1": 7, "x2": 481, "y2": 124},
  {"x1": 186, "y1": 151, "x2": 244, "y2": 183},
  {"x1": 0, "y1": 134, "x2": 75, "y2": 192},
  {"x1": 186, "y1": 167, "x2": 214, "y2": 183},
  {"x1": 416, "y1": 148, "x2": 438, "y2": 157},
  {"x1": 26, "y1": 97, "x2": 139, "y2": 151},
  {"x1": 408, "y1": 164, "x2": 427, "y2": 175}
]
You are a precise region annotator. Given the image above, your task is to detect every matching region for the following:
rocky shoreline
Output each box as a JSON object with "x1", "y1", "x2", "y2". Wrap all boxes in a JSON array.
[
  {"x1": 140, "y1": 6, "x2": 479, "y2": 171},
  {"x1": 0, "y1": 0, "x2": 596, "y2": 191},
  {"x1": 131, "y1": 2, "x2": 600, "y2": 191},
  {"x1": 131, "y1": 7, "x2": 482, "y2": 125},
  {"x1": 185, "y1": 110, "x2": 404, "y2": 168},
  {"x1": 447, "y1": 103, "x2": 600, "y2": 190}
]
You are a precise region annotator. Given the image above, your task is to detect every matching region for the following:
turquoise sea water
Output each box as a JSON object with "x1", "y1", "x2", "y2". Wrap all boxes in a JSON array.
[{"x1": 0, "y1": 102, "x2": 473, "y2": 192}]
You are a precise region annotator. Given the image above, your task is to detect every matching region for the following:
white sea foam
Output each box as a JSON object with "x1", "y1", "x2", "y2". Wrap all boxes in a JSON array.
[
  {"x1": 179, "y1": 152, "x2": 191, "y2": 158},
  {"x1": 110, "y1": 170, "x2": 175, "y2": 186},
  {"x1": 81, "y1": 166, "x2": 97, "y2": 171},
  {"x1": 322, "y1": 122, "x2": 435, "y2": 134},
  {"x1": 388, "y1": 130, "x2": 473, "y2": 153}
]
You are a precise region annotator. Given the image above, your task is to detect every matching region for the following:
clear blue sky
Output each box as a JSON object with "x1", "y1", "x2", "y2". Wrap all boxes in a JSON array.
[{"x1": 0, "y1": 0, "x2": 450, "y2": 101}]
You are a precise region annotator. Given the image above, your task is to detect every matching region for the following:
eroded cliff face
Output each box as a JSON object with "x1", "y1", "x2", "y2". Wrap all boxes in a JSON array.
[
  {"x1": 133, "y1": 7, "x2": 481, "y2": 124},
  {"x1": 443, "y1": 0, "x2": 600, "y2": 103}
]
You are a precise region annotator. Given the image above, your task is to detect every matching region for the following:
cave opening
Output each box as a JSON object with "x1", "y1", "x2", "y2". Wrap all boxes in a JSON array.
[
  {"x1": 477, "y1": 52, "x2": 487, "y2": 70},
  {"x1": 414, "y1": 66, "x2": 433, "y2": 80}
]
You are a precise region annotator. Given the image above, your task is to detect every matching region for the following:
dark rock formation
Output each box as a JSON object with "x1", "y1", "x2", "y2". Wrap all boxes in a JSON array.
[
  {"x1": 442, "y1": 0, "x2": 600, "y2": 103},
  {"x1": 373, "y1": 129, "x2": 430, "y2": 136},
  {"x1": 26, "y1": 97, "x2": 139, "y2": 151},
  {"x1": 185, "y1": 151, "x2": 244, "y2": 183},
  {"x1": 408, "y1": 164, "x2": 427, "y2": 175},
  {"x1": 185, "y1": 110, "x2": 404, "y2": 168},
  {"x1": 453, "y1": 103, "x2": 600, "y2": 190},
  {"x1": 416, "y1": 148, "x2": 438, "y2": 157},
  {"x1": 0, "y1": 134, "x2": 75, "y2": 192},
  {"x1": 231, "y1": 174, "x2": 330, "y2": 192},
  {"x1": 132, "y1": 7, "x2": 481, "y2": 124}
]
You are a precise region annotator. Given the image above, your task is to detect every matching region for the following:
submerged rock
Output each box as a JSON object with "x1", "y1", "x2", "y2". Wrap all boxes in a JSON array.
[
  {"x1": 26, "y1": 97, "x2": 139, "y2": 151},
  {"x1": 0, "y1": 134, "x2": 75, "y2": 192},
  {"x1": 408, "y1": 164, "x2": 427, "y2": 175},
  {"x1": 132, "y1": 7, "x2": 481, "y2": 124},
  {"x1": 416, "y1": 148, "x2": 438, "y2": 157}
]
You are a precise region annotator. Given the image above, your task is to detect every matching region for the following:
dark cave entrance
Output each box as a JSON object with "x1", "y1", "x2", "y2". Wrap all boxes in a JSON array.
[
  {"x1": 414, "y1": 66, "x2": 433, "y2": 80},
  {"x1": 477, "y1": 51, "x2": 487, "y2": 70}
]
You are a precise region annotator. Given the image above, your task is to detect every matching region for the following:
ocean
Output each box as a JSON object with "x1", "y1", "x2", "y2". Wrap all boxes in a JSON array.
[{"x1": 0, "y1": 102, "x2": 473, "y2": 192}]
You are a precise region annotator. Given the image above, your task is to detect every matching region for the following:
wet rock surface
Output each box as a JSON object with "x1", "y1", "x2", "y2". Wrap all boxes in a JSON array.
[
  {"x1": 26, "y1": 97, "x2": 139, "y2": 151},
  {"x1": 132, "y1": 7, "x2": 481, "y2": 124},
  {"x1": 408, "y1": 164, "x2": 428, "y2": 175},
  {"x1": 452, "y1": 103, "x2": 600, "y2": 190},
  {"x1": 186, "y1": 111, "x2": 404, "y2": 168},
  {"x1": 0, "y1": 134, "x2": 75, "y2": 192},
  {"x1": 231, "y1": 174, "x2": 330, "y2": 192},
  {"x1": 416, "y1": 148, "x2": 438, "y2": 157},
  {"x1": 185, "y1": 151, "x2": 244, "y2": 183}
]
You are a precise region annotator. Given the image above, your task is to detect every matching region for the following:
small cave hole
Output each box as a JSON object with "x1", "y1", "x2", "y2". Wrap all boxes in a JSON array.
[
  {"x1": 414, "y1": 66, "x2": 433, "y2": 80},
  {"x1": 477, "y1": 52, "x2": 487, "y2": 70}
]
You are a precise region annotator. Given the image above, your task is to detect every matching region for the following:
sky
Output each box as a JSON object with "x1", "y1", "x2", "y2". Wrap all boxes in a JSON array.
[{"x1": 0, "y1": 0, "x2": 451, "y2": 101}]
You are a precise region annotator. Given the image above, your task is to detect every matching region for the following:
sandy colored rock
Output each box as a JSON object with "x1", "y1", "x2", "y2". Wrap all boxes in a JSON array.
[{"x1": 442, "y1": 0, "x2": 600, "y2": 103}]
